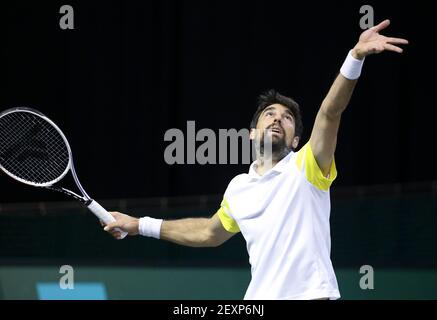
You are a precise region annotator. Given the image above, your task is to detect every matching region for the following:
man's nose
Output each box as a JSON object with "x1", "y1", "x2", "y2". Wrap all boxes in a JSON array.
[{"x1": 273, "y1": 115, "x2": 281, "y2": 123}]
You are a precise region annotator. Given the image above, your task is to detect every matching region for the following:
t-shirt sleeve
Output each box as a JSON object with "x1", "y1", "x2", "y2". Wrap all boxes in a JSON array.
[
  {"x1": 217, "y1": 197, "x2": 240, "y2": 233},
  {"x1": 295, "y1": 142, "x2": 337, "y2": 191}
]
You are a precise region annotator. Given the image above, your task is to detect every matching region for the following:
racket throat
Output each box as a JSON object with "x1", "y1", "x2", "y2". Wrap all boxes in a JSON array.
[{"x1": 47, "y1": 186, "x2": 88, "y2": 203}]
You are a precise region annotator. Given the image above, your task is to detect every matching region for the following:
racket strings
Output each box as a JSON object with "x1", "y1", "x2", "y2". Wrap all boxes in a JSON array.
[
  {"x1": 0, "y1": 111, "x2": 70, "y2": 184},
  {"x1": 6, "y1": 114, "x2": 68, "y2": 180},
  {"x1": 0, "y1": 114, "x2": 67, "y2": 182}
]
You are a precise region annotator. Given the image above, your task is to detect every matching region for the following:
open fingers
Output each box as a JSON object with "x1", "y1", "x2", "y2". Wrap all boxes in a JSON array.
[
  {"x1": 384, "y1": 43, "x2": 403, "y2": 53},
  {"x1": 387, "y1": 37, "x2": 409, "y2": 45}
]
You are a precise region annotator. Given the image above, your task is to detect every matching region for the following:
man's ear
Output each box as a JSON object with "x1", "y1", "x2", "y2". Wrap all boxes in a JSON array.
[
  {"x1": 292, "y1": 136, "x2": 300, "y2": 149},
  {"x1": 249, "y1": 128, "x2": 256, "y2": 140}
]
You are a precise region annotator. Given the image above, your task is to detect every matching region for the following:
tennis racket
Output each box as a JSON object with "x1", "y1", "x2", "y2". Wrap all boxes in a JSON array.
[{"x1": 0, "y1": 107, "x2": 127, "y2": 239}]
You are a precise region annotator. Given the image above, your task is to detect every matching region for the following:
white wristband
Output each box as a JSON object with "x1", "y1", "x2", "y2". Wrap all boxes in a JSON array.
[
  {"x1": 340, "y1": 50, "x2": 365, "y2": 80},
  {"x1": 139, "y1": 217, "x2": 163, "y2": 239}
]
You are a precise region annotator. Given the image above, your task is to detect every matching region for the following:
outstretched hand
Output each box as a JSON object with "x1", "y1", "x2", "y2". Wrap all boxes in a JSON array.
[{"x1": 352, "y1": 19, "x2": 409, "y2": 60}]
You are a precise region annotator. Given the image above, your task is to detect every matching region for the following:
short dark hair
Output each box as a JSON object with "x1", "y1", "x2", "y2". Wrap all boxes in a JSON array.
[{"x1": 250, "y1": 89, "x2": 303, "y2": 138}]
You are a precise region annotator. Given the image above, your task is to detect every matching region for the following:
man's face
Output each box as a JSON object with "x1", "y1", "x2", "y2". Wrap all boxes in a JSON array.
[{"x1": 250, "y1": 104, "x2": 299, "y2": 153}]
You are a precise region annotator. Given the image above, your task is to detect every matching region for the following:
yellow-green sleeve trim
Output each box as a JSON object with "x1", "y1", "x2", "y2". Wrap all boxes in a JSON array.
[
  {"x1": 217, "y1": 199, "x2": 240, "y2": 233},
  {"x1": 295, "y1": 142, "x2": 337, "y2": 191}
]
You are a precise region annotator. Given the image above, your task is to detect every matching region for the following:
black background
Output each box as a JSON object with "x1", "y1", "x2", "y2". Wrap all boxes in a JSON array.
[{"x1": 1, "y1": 0, "x2": 436, "y2": 203}]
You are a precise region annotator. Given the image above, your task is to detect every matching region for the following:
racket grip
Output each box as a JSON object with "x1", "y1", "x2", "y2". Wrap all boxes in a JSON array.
[{"x1": 87, "y1": 200, "x2": 128, "y2": 239}]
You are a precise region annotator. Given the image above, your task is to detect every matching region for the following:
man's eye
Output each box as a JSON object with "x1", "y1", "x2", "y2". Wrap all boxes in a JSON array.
[{"x1": 265, "y1": 111, "x2": 273, "y2": 116}]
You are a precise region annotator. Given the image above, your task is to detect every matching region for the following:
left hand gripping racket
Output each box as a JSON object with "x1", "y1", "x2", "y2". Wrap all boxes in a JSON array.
[{"x1": 0, "y1": 107, "x2": 127, "y2": 239}]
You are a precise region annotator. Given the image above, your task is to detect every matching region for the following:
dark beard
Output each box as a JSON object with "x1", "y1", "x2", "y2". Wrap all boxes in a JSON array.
[{"x1": 259, "y1": 134, "x2": 292, "y2": 160}]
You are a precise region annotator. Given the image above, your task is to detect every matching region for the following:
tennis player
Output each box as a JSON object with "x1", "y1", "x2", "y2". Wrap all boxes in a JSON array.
[{"x1": 104, "y1": 20, "x2": 408, "y2": 300}]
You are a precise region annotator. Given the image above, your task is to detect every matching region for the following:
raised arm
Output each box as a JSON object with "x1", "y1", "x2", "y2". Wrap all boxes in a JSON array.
[
  {"x1": 104, "y1": 211, "x2": 236, "y2": 247},
  {"x1": 310, "y1": 19, "x2": 408, "y2": 175}
]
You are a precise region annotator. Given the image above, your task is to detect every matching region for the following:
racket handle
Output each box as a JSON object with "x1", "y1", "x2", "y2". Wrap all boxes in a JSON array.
[{"x1": 87, "y1": 200, "x2": 128, "y2": 239}]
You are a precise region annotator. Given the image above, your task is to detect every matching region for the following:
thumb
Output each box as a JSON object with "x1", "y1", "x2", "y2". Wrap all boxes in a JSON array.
[
  {"x1": 109, "y1": 211, "x2": 122, "y2": 219},
  {"x1": 372, "y1": 19, "x2": 390, "y2": 33},
  {"x1": 104, "y1": 221, "x2": 122, "y2": 232}
]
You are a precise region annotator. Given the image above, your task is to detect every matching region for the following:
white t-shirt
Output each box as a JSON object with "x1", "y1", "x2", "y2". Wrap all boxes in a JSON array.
[{"x1": 217, "y1": 142, "x2": 340, "y2": 300}]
